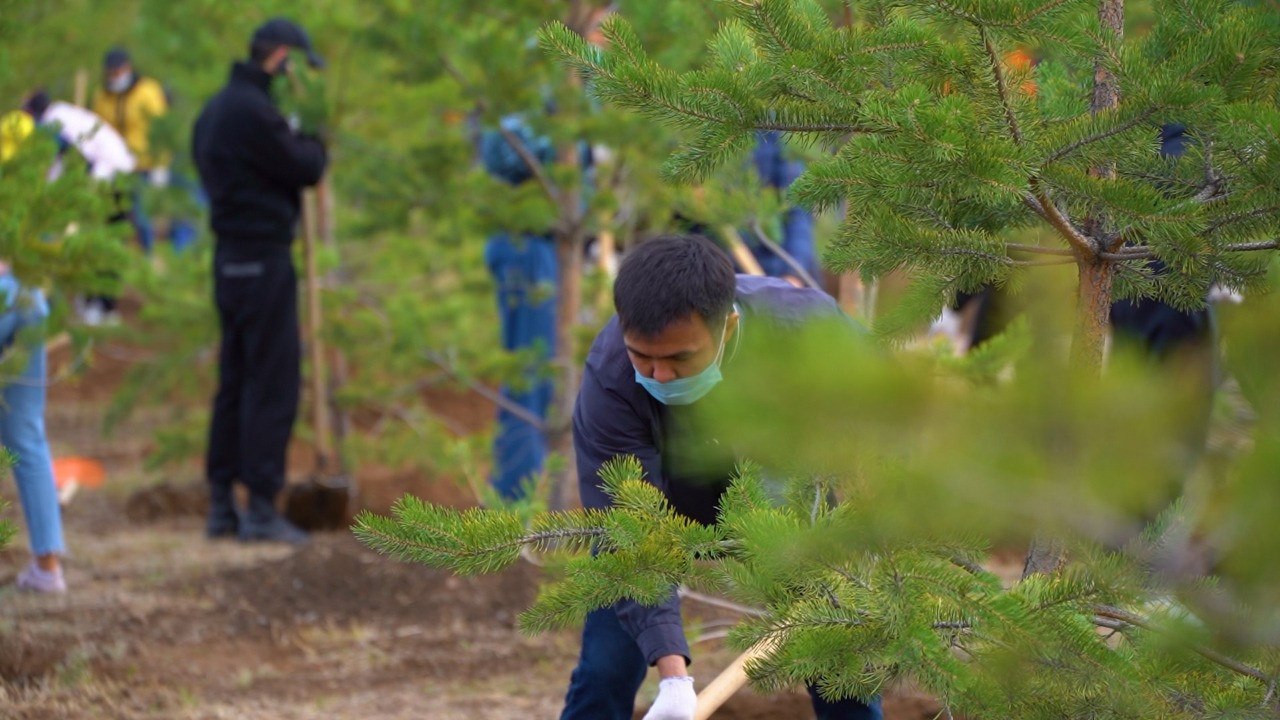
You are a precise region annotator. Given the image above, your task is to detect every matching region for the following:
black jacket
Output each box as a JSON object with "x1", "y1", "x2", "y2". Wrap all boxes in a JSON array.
[
  {"x1": 192, "y1": 62, "x2": 326, "y2": 247},
  {"x1": 573, "y1": 275, "x2": 848, "y2": 666}
]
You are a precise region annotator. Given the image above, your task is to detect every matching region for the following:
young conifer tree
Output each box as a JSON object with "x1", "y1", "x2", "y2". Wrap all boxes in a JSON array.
[
  {"x1": 359, "y1": 0, "x2": 1280, "y2": 716},
  {"x1": 542, "y1": 0, "x2": 1280, "y2": 569}
]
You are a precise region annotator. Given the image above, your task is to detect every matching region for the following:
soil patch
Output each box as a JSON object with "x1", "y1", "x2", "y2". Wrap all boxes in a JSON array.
[
  {"x1": 205, "y1": 534, "x2": 539, "y2": 634},
  {"x1": 124, "y1": 480, "x2": 208, "y2": 522}
]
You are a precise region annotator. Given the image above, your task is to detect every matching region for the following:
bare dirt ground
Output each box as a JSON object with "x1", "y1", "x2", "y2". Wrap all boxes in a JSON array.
[{"x1": 0, "y1": 338, "x2": 943, "y2": 720}]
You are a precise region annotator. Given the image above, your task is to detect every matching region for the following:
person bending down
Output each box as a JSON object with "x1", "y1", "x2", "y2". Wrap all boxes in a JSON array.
[{"x1": 560, "y1": 235, "x2": 881, "y2": 720}]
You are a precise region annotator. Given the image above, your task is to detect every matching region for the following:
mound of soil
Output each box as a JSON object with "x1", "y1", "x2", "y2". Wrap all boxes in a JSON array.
[
  {"x1": 207, "y1": 534, "x2": 539, "y2": 633},
  {"x1": 124, "y1": 480, "x2": 208, "y2": 522}
]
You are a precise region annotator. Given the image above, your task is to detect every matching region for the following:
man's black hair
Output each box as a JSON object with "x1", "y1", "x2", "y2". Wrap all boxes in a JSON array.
[
  {"x1": 22, "y1": 90, "x2": 51, "y2": 120},
  {"x1": 614, "y1": 234, "x2": 736, "y2": 338}
]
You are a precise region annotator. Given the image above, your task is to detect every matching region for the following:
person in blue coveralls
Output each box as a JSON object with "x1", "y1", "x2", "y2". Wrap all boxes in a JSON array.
[{"x1": 478, "y1": 116, "x2": 561, "y2": 501}]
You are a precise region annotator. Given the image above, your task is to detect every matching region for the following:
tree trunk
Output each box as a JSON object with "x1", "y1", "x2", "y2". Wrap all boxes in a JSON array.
[
  {"x1": 1024, "y1": 0, "x2": 1124, "y2": 581},
  {"x1": 1093, "y1": 0, "x2": 1124, "y2": 115},
  {"x1": 1077, "y1": 0, "x2": 1123, "y2": 369},
  {"x1": 549, "y1": 229, "x2": 585, "y2": 511},
  {"x1": 1025, "y1": 258, "x2": 1114, "y2": 577},
  {"x1": 1072, "y1": 258, "x2": 1115, "y2": 371},
  {"x1": 544, "y1": 10, "x2": 602, "y2": 512},
  {"x1": 1022, "y1": 538, "x2": 1068, "y2": 578}
]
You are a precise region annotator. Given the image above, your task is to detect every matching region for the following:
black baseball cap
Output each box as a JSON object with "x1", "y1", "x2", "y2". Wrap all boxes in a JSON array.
[
  {"x1": 104, "y1": 47, "x2": 130, "y2": 70},
  {"x1": 251, "y1": 18, "x2": 324, "y2": 69}
]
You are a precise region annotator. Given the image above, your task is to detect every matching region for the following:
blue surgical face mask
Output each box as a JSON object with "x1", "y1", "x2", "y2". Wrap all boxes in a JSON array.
[{"x1": 634, "y1": 316, "x2": 731, "y2": 406}]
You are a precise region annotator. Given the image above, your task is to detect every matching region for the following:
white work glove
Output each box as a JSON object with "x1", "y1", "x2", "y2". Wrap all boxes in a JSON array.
[
  {"x1": 1207, "y1": 284, "x2": 1244, "y2": 305},
  {"x1": 643, "y1": 676, "x2": 697, "y2": 720},
  {"x1": 150, "y1": 166, "x2": 171, "y2": 188}
]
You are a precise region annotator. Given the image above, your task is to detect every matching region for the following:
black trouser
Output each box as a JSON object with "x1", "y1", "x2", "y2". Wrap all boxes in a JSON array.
[{"x1": 206, "y1": 241, "x2": 300, "y2": 501}]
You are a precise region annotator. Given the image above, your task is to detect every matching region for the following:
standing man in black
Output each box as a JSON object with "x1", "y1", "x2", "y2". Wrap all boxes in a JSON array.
[{"x1": 192, "y1": 18, "x2": 328, "y2": 543}]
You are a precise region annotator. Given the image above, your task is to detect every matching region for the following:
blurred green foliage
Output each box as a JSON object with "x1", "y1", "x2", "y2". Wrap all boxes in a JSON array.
[{"x1": 2, "y1": 1, "x2": 816, "y2": 489}]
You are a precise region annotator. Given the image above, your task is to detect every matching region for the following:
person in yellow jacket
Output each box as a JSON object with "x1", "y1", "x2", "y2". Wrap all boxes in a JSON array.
[
  {"x1": 0, "y1": 110, "x2": 34, "y2": 163},
  {"x1": 93, "y1": 47, "x2": 167, "y2": 173},
  {"x1": 92, "y1": 47, "x2": 201, "y2": 252}
]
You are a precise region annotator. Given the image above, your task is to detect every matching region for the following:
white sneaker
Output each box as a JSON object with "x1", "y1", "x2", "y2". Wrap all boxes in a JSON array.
[{"x1": 16, "y1": 561, "x2": 67, "y2": 594}]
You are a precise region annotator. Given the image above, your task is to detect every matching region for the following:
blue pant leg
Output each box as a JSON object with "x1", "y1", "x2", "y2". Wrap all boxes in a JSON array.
[
  {"x1": 782, "y1": 205, "x2": 820, "y2": 279},
  {"x1": 487, "y1": 235, "x2": 558, "y2": 500},
  {"x1": 808, "y1": 685, "x2": 883, "y2": 720},
  {"x1": 561, "y1": 608, "x2": 649, "y2": 720},
  {"x1": 168, "y1": 171, "x2": 206, "y2": 253},
  {"x1": 170, "y1": 220, "x2": 198, "y2": 252},
  {"x1": 757, "y1": 249, "x2": 788, "y2": 279},
  {"x1": 0, "y1": 343, "x2": 64, "y2": 556},
  {"x1": 131, "y1": 173, "x2": 154, "y2": 254},
  {"x1": 491, "y1": 384, "x2": 550, "y2": 500}
]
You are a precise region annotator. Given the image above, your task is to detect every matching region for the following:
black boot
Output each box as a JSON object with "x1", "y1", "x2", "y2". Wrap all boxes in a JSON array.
[
  {"x1": 239, "y1": 493, "x2": 309, "y2": 545},
  {"x1": 206, "y1": 483, "x2": 241, "y2": 539}
]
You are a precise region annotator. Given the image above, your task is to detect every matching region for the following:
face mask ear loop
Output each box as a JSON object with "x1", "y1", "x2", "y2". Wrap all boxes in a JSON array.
[{"x1": 725, "y1": 303, "x2": 743, "y2": 364}]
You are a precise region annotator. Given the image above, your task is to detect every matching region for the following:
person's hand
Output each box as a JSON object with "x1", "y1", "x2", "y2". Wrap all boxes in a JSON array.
[
  {"x1": 150, "y1": 166, "x2": 170, "y2": 188},
  {"x1": 643, "y1": 676, "x2": 696, "y2": 720}
]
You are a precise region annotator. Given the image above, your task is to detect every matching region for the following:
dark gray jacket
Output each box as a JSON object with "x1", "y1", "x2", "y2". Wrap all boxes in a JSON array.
[{"x1": 573, "y1": 274, "x2": 844, "y2": 665}]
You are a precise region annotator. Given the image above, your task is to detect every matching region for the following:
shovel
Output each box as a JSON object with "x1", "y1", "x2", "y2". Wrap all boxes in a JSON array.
[
  {"x1": 283, "y1": 178, "x2": 353, "y2": 531},
  {"x1": 692, "y1": 638, "x2": 776, "y2": 720}
]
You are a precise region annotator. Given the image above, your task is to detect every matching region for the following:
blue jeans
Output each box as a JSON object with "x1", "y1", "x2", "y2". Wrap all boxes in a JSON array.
[
  {"x1": 561, "y1": 608, "x2": 883, "y2": 720},
  {"x1": 485, "y1": 233, "x2": 557, "y2": 500},
  {"x1": 0, "y1": 282, "x2": 62, "y2": 557},
  {"x1": 132, "y1": 170, "x2": 203, "y2": 254}
]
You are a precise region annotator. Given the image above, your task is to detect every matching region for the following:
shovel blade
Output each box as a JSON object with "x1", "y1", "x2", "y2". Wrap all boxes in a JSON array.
[{"x1": 283, "y1": 475, "x2": 352, "y2": 531}]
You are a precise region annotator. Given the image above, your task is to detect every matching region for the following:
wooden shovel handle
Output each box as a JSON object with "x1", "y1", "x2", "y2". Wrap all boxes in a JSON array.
[
  {"x1": 693, "y1": 640, "x2": 775, "y2": 720},
  {"x1": 301, "y1": 181, "x2": 332, "y2": 467},
  {"x1": 720, "y1": 225, "x2": 766, "y2": 277}
]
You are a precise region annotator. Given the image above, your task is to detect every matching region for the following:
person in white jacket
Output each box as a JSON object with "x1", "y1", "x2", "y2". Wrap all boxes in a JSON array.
[
  {"x1": 22, "y1": 90, "x2": 135, "y2": 181},
  {"x1": 22, "y1": 90, "x2": 136, "y2": 325}
]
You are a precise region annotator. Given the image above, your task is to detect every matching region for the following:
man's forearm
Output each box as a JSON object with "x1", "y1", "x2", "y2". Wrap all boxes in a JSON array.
[{"x1": 656, "y1": 654, "x2": 689, "y2": 678}]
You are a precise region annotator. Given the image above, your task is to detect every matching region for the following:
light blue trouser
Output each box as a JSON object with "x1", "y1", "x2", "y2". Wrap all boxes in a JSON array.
[{"x1": 0, "y1": 280, "x2": 62, "y2": 557}]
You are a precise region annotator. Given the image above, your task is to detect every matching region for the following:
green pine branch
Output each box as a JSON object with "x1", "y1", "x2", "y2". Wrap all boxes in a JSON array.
[
  {"x1": 358, "y1": 458, "x2": 1279, "y2": 716},
  {"x1": 537, "y1": 0, "x2": 1280, "y2": 332}
]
